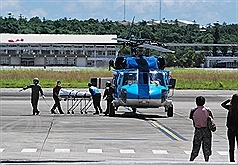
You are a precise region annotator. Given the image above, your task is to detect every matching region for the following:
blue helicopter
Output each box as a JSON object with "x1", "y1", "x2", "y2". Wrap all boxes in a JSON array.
[{"x1": 108, "y1": 50, "x2": 176, "y2": 117}]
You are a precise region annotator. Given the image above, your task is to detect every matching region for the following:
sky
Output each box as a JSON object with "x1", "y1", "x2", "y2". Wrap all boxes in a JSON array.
[{"x1": 1, "y1": 0, "x2": 238, "y2": 25}]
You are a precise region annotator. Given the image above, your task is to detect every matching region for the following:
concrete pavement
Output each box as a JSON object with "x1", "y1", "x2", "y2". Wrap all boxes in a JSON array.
[{"x1": 1, "y1": 89, "x2": 238, "y2": 165}]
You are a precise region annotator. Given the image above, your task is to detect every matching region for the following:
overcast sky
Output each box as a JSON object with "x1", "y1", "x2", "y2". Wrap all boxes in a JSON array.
[{"x1": 1, "y1": 0, "x2": 237, "y2": 25}]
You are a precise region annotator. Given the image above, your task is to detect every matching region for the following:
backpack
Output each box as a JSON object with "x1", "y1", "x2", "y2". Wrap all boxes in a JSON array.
[{"x1": 207, "y1": 111, "x2": 216, "y2": 132}]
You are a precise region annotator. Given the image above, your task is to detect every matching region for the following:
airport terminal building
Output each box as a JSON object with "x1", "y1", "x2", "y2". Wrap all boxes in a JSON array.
[{"x1": 0, "y1": 34, "x2": 119, "y2": 67}]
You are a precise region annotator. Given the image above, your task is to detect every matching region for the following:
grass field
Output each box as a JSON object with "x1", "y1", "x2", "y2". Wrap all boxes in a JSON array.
[
  {"x1": 170, "y1": 68, "x2": 238, "y2": 90},
  {"x1": 0, "y1": 68, "x2": 237, "y2": 90}
]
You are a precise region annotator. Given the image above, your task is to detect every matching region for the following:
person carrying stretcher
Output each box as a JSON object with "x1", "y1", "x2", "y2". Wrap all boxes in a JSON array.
[
  {"x1": 103, "y1": 81, "x2": 114, "y2": 116},
  {"x1": 87, "y1": 83, "x2": 102, "y2": 115},
  {"x1": 50, "y1": 80, "x2": 64, "y2": 114}
]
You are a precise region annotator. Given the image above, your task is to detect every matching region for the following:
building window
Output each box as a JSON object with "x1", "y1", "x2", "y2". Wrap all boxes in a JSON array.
[
  {"x1": 42, "y1": 50, "x2": 50, "y2": 54},
  {"x1": 53, "y1": 50, "x2": 60, "y2": 54},
  {"x1": 67, "y1": 57, "x2": 75, "y2": 65},
  {"x1": 85, "y1": 45, "x2": 94, "y2": 49},
  {"x1": 0, "y1": 49, "x2": 7, "y2": 54},
  {"x1": 65, "y1": 50, "x2": 70, "y2": 54},
  {"x1": 107, "y1": 50, "x2": 116, "y2": 56},
  {"x1": 107, "y1": 46, "x2": 116, "y2": 48},
  {"x1": 85, "y1": 50, "x2": 94, "y2": 56},
  {"x1": 96, "y1": 51, "x2": 105, "y2": 56},
  {"x1": 96, "y1": 46, "x2": 105, "y2": 49},
  {"x1": 75, "y1": 45, "x2": 83, "y2": 49},
  {"x1": 75, "y1": 50, "x2": 83, "y2": 55},
  {"x1": 0, "y1": 57, "x2": 9, "y2": 65},
  {"x1": 8, "y1": 50, "x2": 17, "y2": 55}
]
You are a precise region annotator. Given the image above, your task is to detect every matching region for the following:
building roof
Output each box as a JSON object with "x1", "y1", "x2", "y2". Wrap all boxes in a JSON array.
[
  {"x1": 176, "y1": 19, "x2": 196, "y2": 25},
  {"x1": 0, "y1": 33, "x2": 118, "y2": 44}
]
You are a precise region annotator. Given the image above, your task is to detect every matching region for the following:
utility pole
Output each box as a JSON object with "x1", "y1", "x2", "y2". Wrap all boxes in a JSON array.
[
  {"x1": 124, "y1": 0, "x2": 126, "y2": 21},
  {"x1": 159, "y1": 0, "x2": 162, "y2": 23}
]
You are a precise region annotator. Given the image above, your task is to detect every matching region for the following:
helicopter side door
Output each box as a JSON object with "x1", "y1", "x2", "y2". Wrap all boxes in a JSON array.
[{"x1": 114, "y1": 72, "x2": 124, "y2": 98}]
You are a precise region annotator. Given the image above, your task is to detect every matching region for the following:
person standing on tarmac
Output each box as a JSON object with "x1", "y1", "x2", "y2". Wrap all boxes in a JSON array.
[
  {"x1": 221, "y1": 94, "x2": 238, "y2": 162},
  {"x1": 103, "y1": 81, "x2": 114, "y2": 116},
  {"x1": 21, "y1": 78, "x2": 44, "y2": 115},
  {"x1": 189, "y1": 96, "x2": 214, "y2": 162},
  {"x1": 87, "y1": 83, "x2": 102, "y2": 115},
  {"x1": 50, "y1": 80, "x2": 64, "y2": 114}
]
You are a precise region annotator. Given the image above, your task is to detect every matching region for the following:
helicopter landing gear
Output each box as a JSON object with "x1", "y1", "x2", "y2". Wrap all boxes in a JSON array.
[
  {"x1": 166, "y1": 105, "x2": 173, "y2": 117},
  {"x1": 132, "y1": 108, "x2": 137, "y2": 113}
]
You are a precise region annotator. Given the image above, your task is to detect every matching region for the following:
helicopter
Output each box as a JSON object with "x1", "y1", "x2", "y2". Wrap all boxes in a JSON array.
[{"x1": 107, "y1": 54, "x2": 176, "y2": 117}]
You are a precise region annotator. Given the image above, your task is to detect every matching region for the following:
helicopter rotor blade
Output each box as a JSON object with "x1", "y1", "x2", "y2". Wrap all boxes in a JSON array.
[
  {"x1": 126, "y1": 16, "x2": 135, "y2": 39},
  {"x1": 138, "y1": 43, "x2": 175, "y2": 53}
]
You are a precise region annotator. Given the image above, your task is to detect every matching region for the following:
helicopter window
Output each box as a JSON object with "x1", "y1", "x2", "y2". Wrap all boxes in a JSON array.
[
  {"x1": 123, "y1": 73, "x2": 137, "y2": 85},
  {"x1": 150, "y1": 73, "x2": 165, "y2": 86}
]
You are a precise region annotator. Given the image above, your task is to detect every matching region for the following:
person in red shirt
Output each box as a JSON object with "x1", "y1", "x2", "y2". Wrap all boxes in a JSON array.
[
  {"x1": 189, "y1": 96, "x2": 214, "y2": 162},
  {"x1": 50, "y1": 80, "x2": 64, "y2": 114}
]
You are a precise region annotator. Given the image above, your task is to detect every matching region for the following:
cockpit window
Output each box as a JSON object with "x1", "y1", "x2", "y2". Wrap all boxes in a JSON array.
[
  {"x1": 123, "y1": 73, "x2": 137, "y2": 85},
  {"x1": 150, "y1": 72, "x2": 165, "y2": 86}
]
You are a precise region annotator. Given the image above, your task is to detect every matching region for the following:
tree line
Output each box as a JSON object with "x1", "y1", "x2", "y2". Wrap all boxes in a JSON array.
[{"x1": 1, "y1": 15, "x2": 238, "y2": 67}]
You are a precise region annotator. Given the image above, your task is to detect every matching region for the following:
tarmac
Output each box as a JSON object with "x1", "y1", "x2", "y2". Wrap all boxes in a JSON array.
[{"x1": 1, "y1": 89, "x2": 238, "y2": 165}]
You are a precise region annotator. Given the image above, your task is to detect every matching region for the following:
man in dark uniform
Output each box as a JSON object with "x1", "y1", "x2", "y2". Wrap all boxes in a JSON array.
[
  {"x1": 50, "y1": 80, "x2": 64, "y2": 114},
  {"x1": 103, "y1": 81, "x2": 114, "y2": 116},
  {"x1": 21, "y1": 78, "x2": 44, "y2": 115},
  {"x1": 88, "y1": 83, "x2": 102, "y2": 115}
]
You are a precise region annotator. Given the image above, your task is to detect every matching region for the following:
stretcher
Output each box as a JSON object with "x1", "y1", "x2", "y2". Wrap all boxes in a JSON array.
[{"x1": 58, "y1": 89, "x2": 92, "y2": 114}]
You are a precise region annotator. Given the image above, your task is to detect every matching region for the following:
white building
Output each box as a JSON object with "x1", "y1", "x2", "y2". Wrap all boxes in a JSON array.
[
  {"x1": 205, "y1": 56, "x2": 238, "y2": 68},
  {"x1": 0, "y1": 34, "x2": 119, "y2": 67}
]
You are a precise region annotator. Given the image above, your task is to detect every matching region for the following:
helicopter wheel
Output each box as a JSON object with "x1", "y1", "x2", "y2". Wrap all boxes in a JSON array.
[
  {"x1": 167, "y1": 105, "x2": 173, "y2": 117},
  {"x1": 132, "y1": 108, "x2": 137, "y2": 113}
]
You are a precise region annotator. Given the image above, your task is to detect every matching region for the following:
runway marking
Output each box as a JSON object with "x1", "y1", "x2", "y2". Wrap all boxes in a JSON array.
[
  {"x1": 148, "y1": 119, "x2": 187, "y2": 141},
  {"x1": 184, "y1": 151, "x2": 191, "y2": 155},
  {"x1": 179, "y1": 146, "x2": 190, "y2": 149},
  {"x1": 87, "y1": 149, "x2": 103, "y2": 153},
  {"x1": 217, "y1": 151, "x2": 229, "y2": 155},
  {"x1": 152, "y1": 150, "x2": 168, "y2": 154},
  {"x1": 55, "y1": 149, "x2": 70, "y2": 153},
  {"x1": 21, "y1": 148, "x2": 37, "y2": 152},
  {"x1": 120, "y1": 149, "x2": 135, "y2": 154},
  {"x1": 1, "y1": 148, "x2": 234, "y2": 156},
  {"x1": 131, "y1": 109, "x2": 187, "y2": 141},
  {"x1": 184, "y1": 150, "x2": 205, "y2": 156}
]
